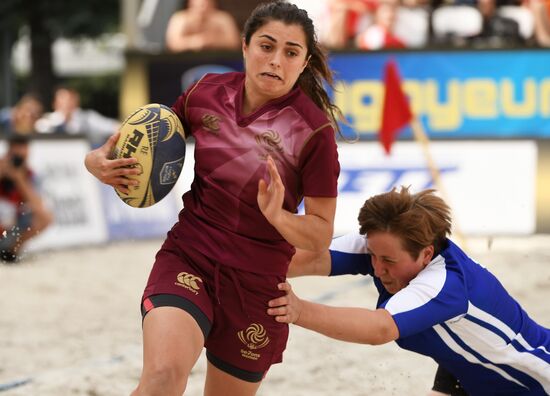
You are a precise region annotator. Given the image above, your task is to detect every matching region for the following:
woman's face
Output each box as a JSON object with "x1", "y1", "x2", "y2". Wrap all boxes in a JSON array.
[
  {"x1": 367, "y1": 231, "x2": 433, "y2": 294},
  {"x1": 242, "y1": 20, "x2": 309, "y2": 101},
  {"x1": 13, "y1": 98, "x2": 42, "y2": 132}
]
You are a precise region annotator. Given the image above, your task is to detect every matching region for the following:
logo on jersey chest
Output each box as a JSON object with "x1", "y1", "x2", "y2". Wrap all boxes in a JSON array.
[
  {"x1": 255, "y1": 130, "x2": 283, "y2": 160},
  {"x1": 201, "y1": 114, "x2": 220, "y2": 134}
]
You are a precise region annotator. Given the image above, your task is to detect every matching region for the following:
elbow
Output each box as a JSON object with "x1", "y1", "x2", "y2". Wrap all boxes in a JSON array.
[
  {"x1": 368, "y1": 324, "x2": 398, "y2": 346},
  {"x1": 365, "y1": 332, "x2": 392, "y2": 346},
  {"x1": 305, "y1": 237, "x2": 331, "y2": 252},
  {"x1": 368, "y1": 336, "x2": 391, "y2": 346},
  {"x1": 318, "y1": 231, "x2": 334, "y2": 251},
  {"x1": 310, "y1": 223, "x2": 334, "y2": 251},
  {"x1": 297, "y1": 228, "x2": 332, "y2": 251}
]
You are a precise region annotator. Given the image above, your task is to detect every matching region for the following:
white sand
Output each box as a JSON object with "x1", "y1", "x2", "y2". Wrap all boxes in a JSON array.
[{"x1": 1, "y1": 236, "x2": 549, "y2": 395}]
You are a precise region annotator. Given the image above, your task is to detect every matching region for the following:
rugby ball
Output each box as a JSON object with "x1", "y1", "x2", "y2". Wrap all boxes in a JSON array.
[{"x1": 112, "y1": 103, "x2": 186, "y2": 208}]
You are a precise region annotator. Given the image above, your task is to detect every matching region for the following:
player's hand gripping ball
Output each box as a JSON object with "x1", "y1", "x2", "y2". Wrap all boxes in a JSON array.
[{"x1": 112, "y1": 103, "x2": 186, "y2": 208}]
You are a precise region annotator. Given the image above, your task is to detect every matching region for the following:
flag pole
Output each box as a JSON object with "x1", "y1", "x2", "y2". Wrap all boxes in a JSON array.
[
  {"x1": 380, "y1": 59, "x2": 467, "y2": 249},
  {"x1": 409, "y1": 118, "x2": 468, "y2": 250}
]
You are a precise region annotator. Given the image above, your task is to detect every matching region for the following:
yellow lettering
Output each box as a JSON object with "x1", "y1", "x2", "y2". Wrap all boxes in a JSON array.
[
  {"x1": 463, "y1": 79, "x2": 498, "y2": 118},
  {"x1": 333, "y1": 81, "x2": 349, "y2": 117},
  {"x1": 540, "y1": 78, "x2": 550, "y2": 117},
  {"x1": 501, "y1": 78, "x2": 536, "y2": 117},
  {"x1": 403, "y1": 80, "x2": 424, "y2": 116},
  {"x1": 335, "y1": 77, "x2": 549, "y2": 135},
  {"x1": 424, "y1": 79, "x2": 462, "y2": 131},
  {"x1": 349, "y1": 81, "x2": 383, "y2": 134}
]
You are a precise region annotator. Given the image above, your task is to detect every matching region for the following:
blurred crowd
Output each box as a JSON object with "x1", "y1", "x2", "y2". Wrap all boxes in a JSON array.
[
  {"x1": 2, "y1": 0, "x2": 548, "y2": 142},
  {"x1": 298, "y1": 0, "x2": 550, "y2": 51},
  {"x1": 304, "y1": 0, "x2": 550, "y2": 50},
  {"x1": 163, "y1": 0, "x2": 550, "y2": 52},
  {"x1": 0, "y1": 86, "x2": 118, "y2": 143}
]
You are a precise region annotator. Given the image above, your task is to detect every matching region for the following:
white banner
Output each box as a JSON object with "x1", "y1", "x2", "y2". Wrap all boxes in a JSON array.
[
  {"x1": 1, "y1": 138, "x2": 534, "y2": 253},
  {"x1": 333, "y1": 141, "x2": 537, "y2": 235},
  {"x1": 0, "y1": 139, "x2": 109, "y2": 252}
]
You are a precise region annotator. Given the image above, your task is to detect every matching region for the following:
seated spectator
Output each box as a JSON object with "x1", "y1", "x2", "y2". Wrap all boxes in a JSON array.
[
  {"x1": 0, "y1": 134, "x2": 53, "y2": 263},
  {"x1": 35, "y1": 86, "x2": 119, "y2": 144},
  {"x1": 392, "y1": 0, "x2": 431, "y2": 48},
  {"x1": 0, "y1": 93, "x2": 44, "y2": 136},
  {"x1": 432, "y1": 0, "x2": 524, "y2": 47},
  {"x1": 323, "y1": 0, "x2": 375, "y2": 49},
  {"x1": 527, "y1": 0, "x2": 550, "y2": 46},
  {"x1": 165, "y1": 0, "x2": 241, "y2": 52},
  {"x1": 473, "y1": 0, "x2": 524, "y2": 46},
  {"x1": 356, "y1": 0, "x2": 407, "y2": 50}
]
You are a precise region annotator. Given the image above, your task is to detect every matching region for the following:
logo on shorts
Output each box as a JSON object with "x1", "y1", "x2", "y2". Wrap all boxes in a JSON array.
[
  {"x1": 201, "y1": 114, "x2": 220, "y2": 133},
  {"x1": 238, "y1": 323, "x2": 270, "y2": 361},
  {"x1": 175, "y1": 272, "x2": 203, "y2": 295}
]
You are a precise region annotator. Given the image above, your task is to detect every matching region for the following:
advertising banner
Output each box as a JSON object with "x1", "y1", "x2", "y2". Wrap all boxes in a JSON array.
[
  {"x1": 330, "y1": 50, "x2": 550, "y2": 139},
  {"x1": 333, "y1": 140, "x2": 537, "y2": 235},
  {"x1": 1, "y1": 137, "x2": 537, "y2": 254},
  {"x1": 10, "y1": 139, "x2": 110, "y2": 251},
  {"x1": 146, "y1": 50, "x2": 550, "y2": 140},
  {"x1": 100, "y1": 183, "x2": 181, "y2": 241}
]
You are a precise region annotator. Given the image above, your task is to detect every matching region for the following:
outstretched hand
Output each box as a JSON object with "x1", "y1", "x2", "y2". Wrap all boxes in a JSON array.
[
  {"x1": 84, "y1": 132, "x2": 140, "y2": 194},
  {"x1": 267, "y1": 281, "x2": 303, "y2": 324},
  {"x1": 257, "y1": 155, "x2": 285, "y2": 226}
]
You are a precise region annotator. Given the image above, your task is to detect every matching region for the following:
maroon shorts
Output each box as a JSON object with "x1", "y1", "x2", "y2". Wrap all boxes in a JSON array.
[{"x1": 141, "y1": 236, "x2": 289, "y2": 382}]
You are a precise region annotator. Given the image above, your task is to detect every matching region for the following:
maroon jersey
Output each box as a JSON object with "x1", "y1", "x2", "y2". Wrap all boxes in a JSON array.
[{"x1": 170, "y1": 72, "x2": 339, "y2": 275}]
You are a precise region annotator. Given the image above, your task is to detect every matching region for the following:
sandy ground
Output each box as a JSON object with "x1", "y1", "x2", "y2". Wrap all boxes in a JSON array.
[{"x1": 0, "y1": 235, "x2": 549, "y2": 396}]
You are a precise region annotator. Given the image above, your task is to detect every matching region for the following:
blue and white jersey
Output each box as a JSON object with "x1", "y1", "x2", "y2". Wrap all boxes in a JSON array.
[{"x1": 329, "y1": 232, "x2": 550, "y2": 395}]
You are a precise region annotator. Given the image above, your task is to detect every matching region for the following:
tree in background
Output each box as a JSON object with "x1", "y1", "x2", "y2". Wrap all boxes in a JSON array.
[{"x1": 0, "y1": 0, "x2": 119, "y2": 110}]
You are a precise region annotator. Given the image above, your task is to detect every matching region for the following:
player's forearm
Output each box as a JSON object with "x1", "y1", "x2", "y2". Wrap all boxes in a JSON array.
[
  {"x1": 286, "y1": 249, "x2": 331, "y2": 277},
  {"x1": 274, "y1": 210, "x2": 333, "y2": 251},
  {"x1": 15, "y1": 179, "x2": 46, "y2": 213},
  {"x1": 296, "y1": 302, "x2": 397, "y2": 345}
]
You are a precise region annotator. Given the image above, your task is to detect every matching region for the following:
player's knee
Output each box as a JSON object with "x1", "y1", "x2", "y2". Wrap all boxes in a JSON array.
[{"x1": 141, "y1": 360, "x2": 189, "y2": 395}]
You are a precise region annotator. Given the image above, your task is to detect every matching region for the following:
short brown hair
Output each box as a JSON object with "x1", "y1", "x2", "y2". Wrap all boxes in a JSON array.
[{"x1": 358, "y1": 187, "x2": 452, "y2": 259}]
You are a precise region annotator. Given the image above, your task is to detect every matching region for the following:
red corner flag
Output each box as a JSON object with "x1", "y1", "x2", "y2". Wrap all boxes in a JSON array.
[{"x1": 379, "y1": 60, "x2": 413, "y2": 154}]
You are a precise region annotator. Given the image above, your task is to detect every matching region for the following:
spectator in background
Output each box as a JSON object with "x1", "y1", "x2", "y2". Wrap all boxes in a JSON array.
[
  {"x1": 431, "y1": 0, "x2": 524, "y2": 47},
  {"x1": 528, "y1": 0, "x2": 550, "y2": 45},
  {"x1": 321, "y1": 0, "x2": 374, "y2": 49},
  {"x1": 165, "y1": 0, "x2": 241, "y2": 52},
  {"x1": 473, "y1": 0, "x2": 524, "y2": 45},
  {"x1": 355, "y1": 0, "x2": 407, "y2": 50},
  {"x1": 0, "y1": 134, "x2": 53, "y2": 263},
  {"x1": 35, "y1": 86, "x2": 119, "y2": 144},
  {"x1": 0, "y1": 93, "x2": 44, "y2": 136}
]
